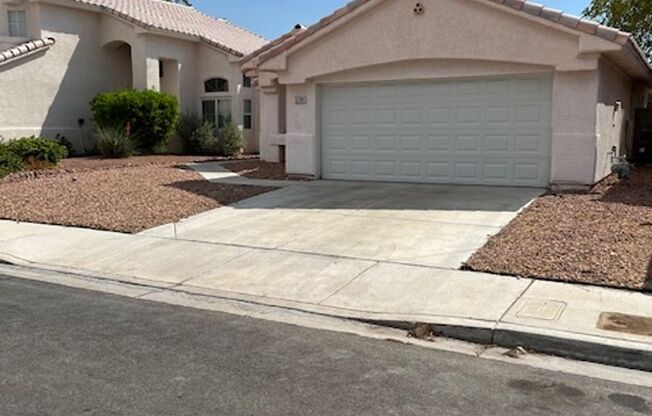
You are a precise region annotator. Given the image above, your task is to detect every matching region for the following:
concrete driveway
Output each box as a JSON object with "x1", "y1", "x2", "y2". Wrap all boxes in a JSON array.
[{"x1": 145, "y1": 181, "x2": 542, "y2": 269}]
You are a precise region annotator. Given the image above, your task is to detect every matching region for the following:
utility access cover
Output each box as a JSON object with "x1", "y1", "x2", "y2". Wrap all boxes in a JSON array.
[{"x1": 598, "y1": 313, "x2": 652, "y2": 337}]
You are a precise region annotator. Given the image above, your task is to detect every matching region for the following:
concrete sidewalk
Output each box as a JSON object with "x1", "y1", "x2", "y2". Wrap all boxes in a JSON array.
[{"x1": 1, "y1": 219, "x2": 651, "y2": 371}]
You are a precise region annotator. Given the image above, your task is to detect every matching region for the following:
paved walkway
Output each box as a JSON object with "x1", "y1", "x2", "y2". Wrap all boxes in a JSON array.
[
  {"x1": 190, "y1": 161, "x2": 300, "y2": 187},
  {"x1": 1, "y1": 218, "x2": 651, "y2": 371}
]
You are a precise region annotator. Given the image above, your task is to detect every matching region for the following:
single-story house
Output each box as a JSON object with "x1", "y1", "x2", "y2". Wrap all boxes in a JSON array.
[
  {"x1": 0, "y1": 0, "x2": 267, "y2": 152},
  {"x1": 243, "y1": 0, "x2": 652, "y2": 187}
]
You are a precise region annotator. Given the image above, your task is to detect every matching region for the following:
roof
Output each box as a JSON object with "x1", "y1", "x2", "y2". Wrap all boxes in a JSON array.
[
  {"x1": 0, "y1": 37, "x2": 55, "y2": 65},
  {"x1": 72, "y1": 0, "x2": 267, "y2": 56},
  {"x1": 242, "y1": 0, "x2": 650, "y2": 72}
]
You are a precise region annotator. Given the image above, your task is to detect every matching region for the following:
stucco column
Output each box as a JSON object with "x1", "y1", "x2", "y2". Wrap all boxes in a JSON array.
[
  {"x1": 285, "y1": 83, "x2": 318, "y2": 177},
  {"x1": 131, "y1": 38, "x2": 160, "y2": 91},
  {"x1": 550, "y1": 71, "x2": 599, "y2": 186},
  {"x1": 259, "y1": 90, "x2": 281, "y2": 162}
]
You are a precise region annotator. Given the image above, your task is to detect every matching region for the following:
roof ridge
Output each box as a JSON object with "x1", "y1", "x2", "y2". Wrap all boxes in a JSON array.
[
  {"x1": 70, "y1": 0, "x2": 268, "y2": 56},
  {"x1": 243, "y1": 0, "x2": 649, "y2": 73}
]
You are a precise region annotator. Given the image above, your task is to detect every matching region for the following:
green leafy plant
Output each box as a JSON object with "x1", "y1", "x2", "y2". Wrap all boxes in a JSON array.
[
  {"x1": 176, "y1": 112, "x2": 216, "y2": 154},
  {"x1": 0, "y1": 144, "x2": 24, "y2": 177},
  {"x1": 5, "y1": 136, "x2": 68, "y2": 167},
  {"x1": 55, "y1": 134, "x2": 76, "y2": 157},
  {"x1": 216, "y1": 122, "x2": 243, "y2": 157},
  {"x1": 95, "y1": 125, "x2": 136, "y2": 159},
  {"x1": 91, "y1": 89, "x2": 180, "y2": 153}
]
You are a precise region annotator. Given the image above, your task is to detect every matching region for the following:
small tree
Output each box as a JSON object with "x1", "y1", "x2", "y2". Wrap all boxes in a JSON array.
[{"x1": 583, "y1": 0, "x2": 652, "y2": 62}]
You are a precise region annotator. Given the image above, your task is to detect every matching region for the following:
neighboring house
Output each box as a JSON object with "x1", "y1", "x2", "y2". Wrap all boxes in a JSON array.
[
  {"x1": 243, "y1": 0, "x2": 652, "y2": 187},
  {"x1": 0, "y1": 0, "x2": 267, "y2": 152}
]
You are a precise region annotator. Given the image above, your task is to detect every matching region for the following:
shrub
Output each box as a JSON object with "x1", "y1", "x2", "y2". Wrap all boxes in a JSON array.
[
  {"x1": 5, "y1": 136, "x2": 68, "y2": 167},
  {"x1": 95, "y1": 125, "x2": 135, "y2": 159},
  {"x1": 55, "y1": 134, "x2": 76, "y2": 157},
  {"x1": 216, "y1": 123, "x2": 243, "y2": 157},
  {"x1": 91, "y1": 89, "x2": 180, "y2": 153},
  {"x1": 176, "y1": 113, "x2": 216, "y2": 154},
  {"x1": 0, "y1": 144, "x2": 23, "y2": 177}
]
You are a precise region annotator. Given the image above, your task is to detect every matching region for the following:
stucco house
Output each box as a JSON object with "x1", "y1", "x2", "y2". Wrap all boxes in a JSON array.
[
  {"x1": 0, "y1": 0, "x2": 267, "y2": 152},
  {"x1": 243, "y1": 0, "x2": 652, "y2": 187}
]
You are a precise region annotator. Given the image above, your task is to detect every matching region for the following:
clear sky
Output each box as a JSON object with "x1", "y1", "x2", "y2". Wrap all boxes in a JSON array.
[{"x1": 192, "y1": 0, "x2": 592, "y2": 40}]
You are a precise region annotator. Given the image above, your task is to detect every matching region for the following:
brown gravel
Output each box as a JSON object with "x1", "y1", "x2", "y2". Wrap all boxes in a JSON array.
[
  {"x1": 465, "y1": 166, "x2": 652, "y2": 292},
  {"x1": 221, "y1": 160, "x2": 311, "y2": 181},
  {"x1": 0, "y1": 155, "x2": 259, "y2": 184},
  {"x1": 0, "y1": 161, "x2": 275, "y2": 234}
]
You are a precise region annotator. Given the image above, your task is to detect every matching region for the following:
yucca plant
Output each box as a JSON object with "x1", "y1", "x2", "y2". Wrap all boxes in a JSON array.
[{"x1": 95, "y1": 124, "x2": 135, "y2": 159}]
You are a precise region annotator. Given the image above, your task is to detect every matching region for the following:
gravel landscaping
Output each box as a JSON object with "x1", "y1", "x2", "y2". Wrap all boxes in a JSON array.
[
  {"x1": 0, "y1": 156, "x2": 276, "y2": 233},
  {"x1": 465, "y1": 166, "x2": 652, "y2": 292},
  {"x1": 221, "y1": 160, "x2": 311, "y2": 181}
]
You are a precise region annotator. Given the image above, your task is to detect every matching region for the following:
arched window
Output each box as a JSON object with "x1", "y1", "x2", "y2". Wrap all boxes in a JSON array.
[{"x1": 204, "y1": 78, "x2": 229, "y2": 93}]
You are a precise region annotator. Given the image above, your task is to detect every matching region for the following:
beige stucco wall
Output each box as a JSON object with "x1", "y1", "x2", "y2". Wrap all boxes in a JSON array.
[
  {"x1": 0, "y1": 2, "x2": 132, "y2": 150},
  {"x1": 594, "y1": 59, "x2": 633, "y2": 182},
  {"x1": 256, "y1": 0, "x2": 644, "y2": 186},
  {"x1": 1, "y1": 1, "x2": 259, "y2": 153}
]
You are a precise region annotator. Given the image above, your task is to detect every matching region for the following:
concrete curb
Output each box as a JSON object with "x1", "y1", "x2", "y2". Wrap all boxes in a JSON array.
[{"x1": 1, "y1": 256, "x2": 650, "y2": 373}]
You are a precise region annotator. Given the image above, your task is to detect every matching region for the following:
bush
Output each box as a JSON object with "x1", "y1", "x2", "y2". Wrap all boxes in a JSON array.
[
  {"x1": 5, "y1": 136, "x2": 68, "y2": 167},
  {"x1": 91, "y1": 89, "x2": 180, "y2": 153},
  {"x1": 95, "y1": 125, "x2": 135, "y2": 159},
  {"x1": 176, "y1": 113, "x2": 216, "y2": 154},
  {"x1": 55, "y1": 134, "x2": 75, "y2": 157},
  {"x1": 216, "y1": 123, "x2": 243, "y2": 157},
  {"x1": 0, "y1": 144, "x2": 24, "y2": 177}
]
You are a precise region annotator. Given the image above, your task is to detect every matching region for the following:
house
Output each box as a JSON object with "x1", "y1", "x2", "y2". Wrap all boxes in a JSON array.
[
  {"x1": 243, "y1": 0, "x2": 652, "y2": 187},
  {"x1": 0, "y1": 0, "x2": 267, "y2": 152}
]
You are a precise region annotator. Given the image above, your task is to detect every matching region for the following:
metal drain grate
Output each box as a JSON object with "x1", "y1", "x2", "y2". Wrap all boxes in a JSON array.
[{"x1": 598, "y1": 313, "x2": 652, "y2": 337}]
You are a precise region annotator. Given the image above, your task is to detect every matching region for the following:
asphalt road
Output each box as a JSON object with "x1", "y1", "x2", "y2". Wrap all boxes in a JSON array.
[{"x1": 1, "y1": 275, "x2": 651, "y2": 416}]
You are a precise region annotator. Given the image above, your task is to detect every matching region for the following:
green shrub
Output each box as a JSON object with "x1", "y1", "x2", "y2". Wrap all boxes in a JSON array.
[
  {"x1": 55, "y1": 134, "x2": 76, "y2": 157},
  {"x1": 0, "y1": 144, "x2": 24, "y2": 177},
  {"x1": 176, "y1": 112, "x2": 216, "y2": 154},
  {"x1": 5, "y1": 136, "x2": 68, "y2": 167},
  {"x1": 95, "y1": 125, "x2": 135, "y2": 159},
  {"x1": 91, "y1": 89, "x2": 180, "y2": 153},
  {"x1": 216, "y1": 123, "x2": 243, "y2": 157}
]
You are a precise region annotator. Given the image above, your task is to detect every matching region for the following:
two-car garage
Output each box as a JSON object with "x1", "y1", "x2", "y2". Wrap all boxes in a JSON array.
[
  {"x1": 247, "y1": 0, "x2": 649, "y2": 188},
  {"x1": 320, "y1": 75, "x2": 552, "y2": 187}
]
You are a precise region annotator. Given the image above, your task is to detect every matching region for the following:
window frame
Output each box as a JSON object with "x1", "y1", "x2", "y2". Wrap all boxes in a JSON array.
[
  {"x1": 242, "y1": 74, "x2": 252, "y2": 88},
  {"x1": 243, "y1": 99, "x2": 253, "y2": 130},
  {"x1": 7, "y1": 10, "x2": 28, "y2": 38},
  {"x1": 202, "y1": 98, "x2": 232, "y2": 129},
  {"x1": 204, "y1": 77, "x2": 229, "y2": 94}
]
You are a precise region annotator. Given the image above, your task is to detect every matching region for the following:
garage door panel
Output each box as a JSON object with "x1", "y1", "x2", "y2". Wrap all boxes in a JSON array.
[{"x1": 321, "y1": 75, "x2": 551, "y2": 186}]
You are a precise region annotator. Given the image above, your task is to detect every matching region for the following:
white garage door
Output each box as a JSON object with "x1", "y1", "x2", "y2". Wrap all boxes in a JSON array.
[{"x1": 320, "y1": 75, "x2": 552, "y2": 187}]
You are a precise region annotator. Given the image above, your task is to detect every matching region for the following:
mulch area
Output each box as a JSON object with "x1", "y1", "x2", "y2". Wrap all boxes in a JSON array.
[
  {"x1": 0, "y1": 156, "x2": 275, "y2": 233},
  {"x1": 465, "y1": 166, "x2": 652, "y2": 292},
  {"x1": 221, "y1": 160, "x2": 311, "y2": 181}
]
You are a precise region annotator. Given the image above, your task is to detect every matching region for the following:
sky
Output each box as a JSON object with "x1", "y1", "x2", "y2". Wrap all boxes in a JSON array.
[{"x1": 192, "y1": 0, "x2": 592, "y2": 40}]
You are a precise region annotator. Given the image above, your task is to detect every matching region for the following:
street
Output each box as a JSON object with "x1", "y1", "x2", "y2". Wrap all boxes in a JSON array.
[{"x1": 1, "y1": 275, "x2": 650, "y2": 416}]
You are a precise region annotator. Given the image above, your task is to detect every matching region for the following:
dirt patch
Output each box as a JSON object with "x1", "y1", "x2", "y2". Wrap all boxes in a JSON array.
[
  {"x1": 221, "y1": 160, "x2": 311, "y2": 181},
  {"x1": 0, "y1": 163, "x2": 275, "y2": 234},
  {"x1": 465, "y1": 166, "x2": 652, "y2": 291}
]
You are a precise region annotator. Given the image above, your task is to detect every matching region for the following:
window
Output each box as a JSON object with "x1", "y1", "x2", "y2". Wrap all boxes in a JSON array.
[
  {"x1": 204, "y1": 78, "x2": 229, "y2": 93},
  {"x1": 8, "y1": 10, "x2": 27, "y2": 38},
  {"x1": 202, "y1": 99, "x2": 232, "y2": 129},
  {"x1": 243, "y1": 99, "x2": 253, "y2": 130},
  {"x1": 243, "y1": 74, "x2": 252, "y2": 88}
]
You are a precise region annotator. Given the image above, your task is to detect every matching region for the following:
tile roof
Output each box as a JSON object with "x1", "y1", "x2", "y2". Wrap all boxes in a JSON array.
[
  {"x1": 242, "y1": 0, "x2": 649, "y2": 71},
  {"x1": 73, "y1": 0, "x2": 267, "y2": 56},
  {"x1": 0, "y1": 37, "x2": 55, "y2": 65}
]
